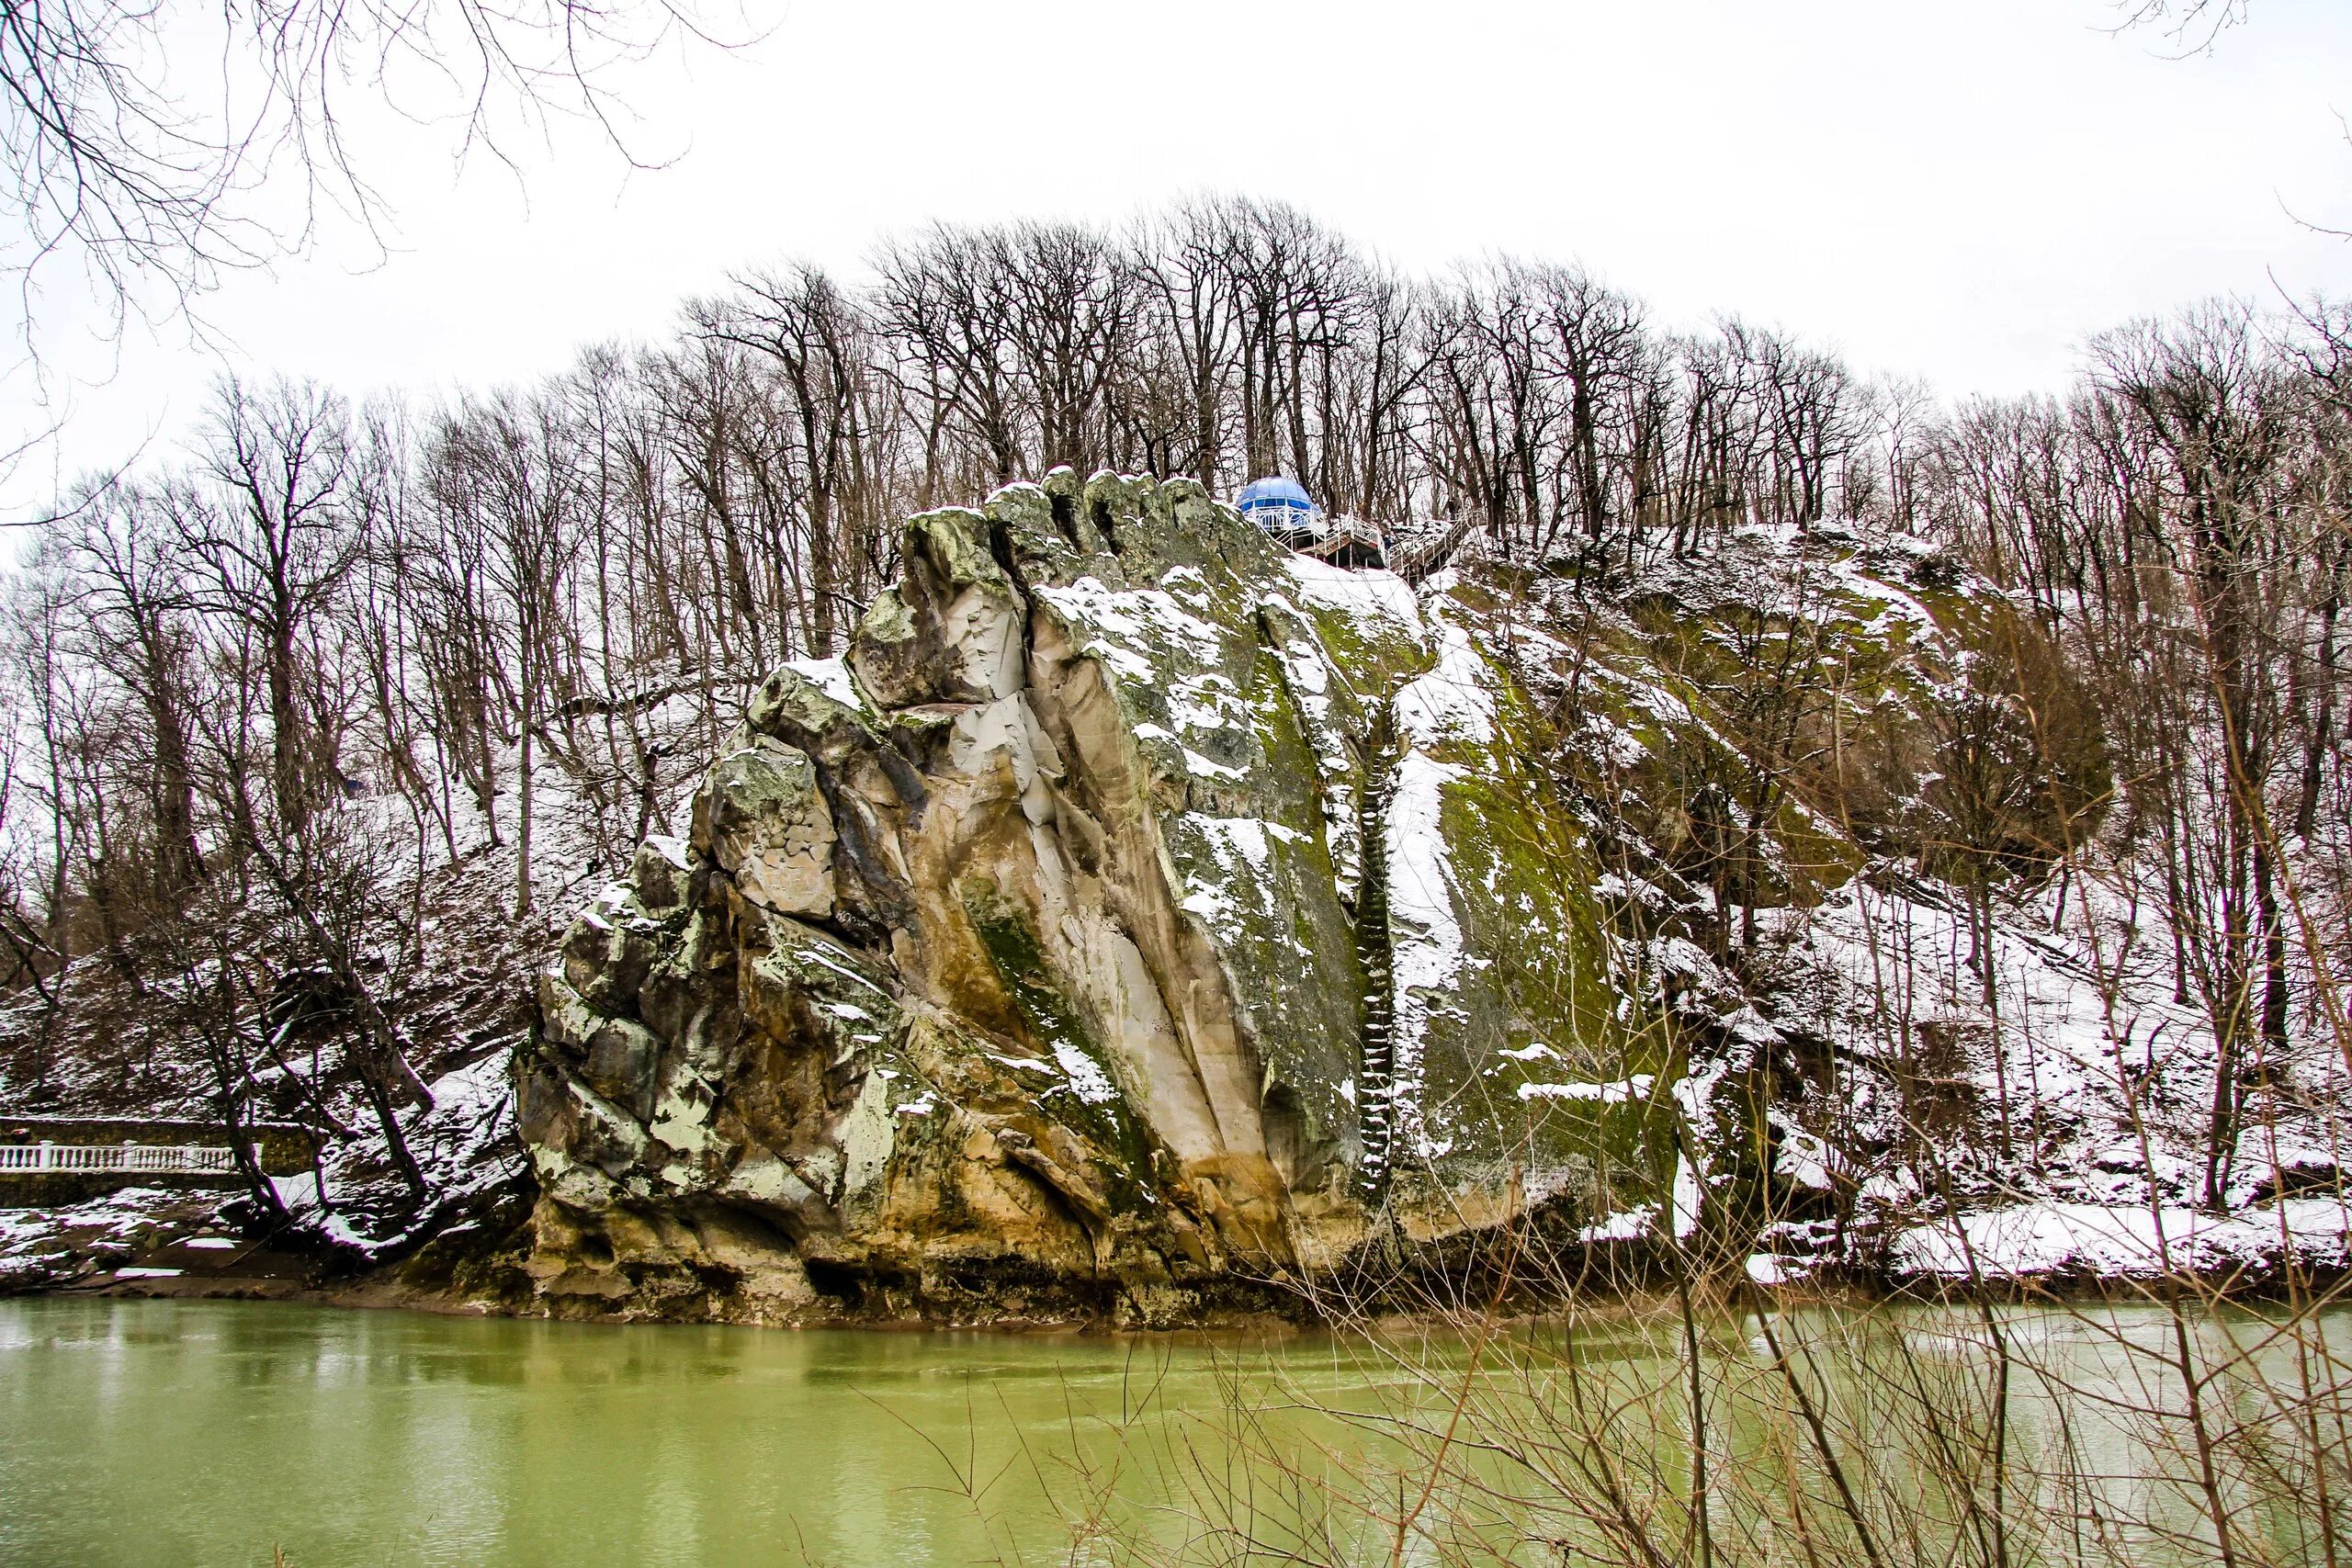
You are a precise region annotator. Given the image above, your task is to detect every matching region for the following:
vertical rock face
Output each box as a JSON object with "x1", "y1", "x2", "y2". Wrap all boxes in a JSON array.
[{"x1": 515, "y1": 471, "x2": 1675, "y2": 1324}]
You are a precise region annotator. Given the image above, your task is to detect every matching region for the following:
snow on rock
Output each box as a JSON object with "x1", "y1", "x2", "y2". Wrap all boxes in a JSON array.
[
  {"x1": 1384, "y1": 750, "x2": 1471, "y2": 1159},
  {"x1": 1281, "y1": 558, "x2": 1423, "y2": 637},
  {"x1": 1778, "y1": 862, "x2": 2341, "y2": 1224},
  {"x1": 1517, "y1": 1075, "x2": 1658, "y2": 1104},
  {"x1": 1395, "y1": 607, "x2": 1498, "y2": 748},
  {"x1": 784, "y1": 656, "x2": 868, "y2": 712},
  {"x1": 503, "y1": 475, "x2": 1706, "y2": 1320},
  {"x1": 1894, "y1": 1200, "x2": 2352, "y2": 1280},
  {"x1": 1035, "y1": 580, "x2": 1230, "y2": 682},
  {"x1": 1580, "y1": 1204, "x2": 1660, "y2": 1242}
]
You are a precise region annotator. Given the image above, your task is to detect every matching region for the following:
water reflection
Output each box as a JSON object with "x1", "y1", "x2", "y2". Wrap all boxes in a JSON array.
[
  {"x1": 3, "y1": 1298, "x2": 2338, "y2": 1567},
  {"x1": 0, "y1": 1301, "x2": 1328, "y2": 1567}
]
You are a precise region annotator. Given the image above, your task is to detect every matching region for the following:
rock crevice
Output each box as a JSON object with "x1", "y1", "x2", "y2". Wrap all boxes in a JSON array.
[{"x1": 1352, "y1": 701, "x2": 1400, "y2": 1207}]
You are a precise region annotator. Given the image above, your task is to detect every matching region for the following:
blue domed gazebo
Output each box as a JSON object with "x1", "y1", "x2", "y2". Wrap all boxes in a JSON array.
[
  {"x1": 1235, "y1": 476, "x2": 1386, "y2": 569},
  {"x1": 1236, "y1": 476, "x2": 1320, "y2": 541}
]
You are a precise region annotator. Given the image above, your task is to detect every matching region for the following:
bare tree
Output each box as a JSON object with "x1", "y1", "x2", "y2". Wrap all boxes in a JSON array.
[
  {"x1": 172, "y1": 378, "x2": 360, "y2": 834},
  {"x1": 428, "y1": 391, "x2": 581, "y2": 918},
  {"x1": 0, "y1": 0, "x2": 743, "y2": 355}
]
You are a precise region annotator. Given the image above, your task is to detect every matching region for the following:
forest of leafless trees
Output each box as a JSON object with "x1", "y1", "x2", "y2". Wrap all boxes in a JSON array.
[{"x1": 0, "y1": 197, "x2": 2343, "y2": 1237}]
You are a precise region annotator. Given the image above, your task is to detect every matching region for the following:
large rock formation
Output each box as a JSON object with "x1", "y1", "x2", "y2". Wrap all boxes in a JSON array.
[{"x1": 514, "y1": 471, "x2": 1682, "y2": 1323}]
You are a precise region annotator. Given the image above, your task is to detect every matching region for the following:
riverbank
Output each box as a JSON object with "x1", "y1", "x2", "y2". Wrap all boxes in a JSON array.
[{"x1": 14, "y1": 1174, "x2": 2352, "y2": 1335}]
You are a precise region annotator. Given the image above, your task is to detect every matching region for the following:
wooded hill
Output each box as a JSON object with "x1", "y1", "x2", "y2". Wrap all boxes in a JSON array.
[{"x1": 0, "y1": 200, "x2": 2343, "y2": 1294}]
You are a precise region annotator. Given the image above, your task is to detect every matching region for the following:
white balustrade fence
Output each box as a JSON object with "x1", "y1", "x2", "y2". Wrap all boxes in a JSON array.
[{"x1": 0, "y1": 1141, "x2": 240, "y2": 1175}]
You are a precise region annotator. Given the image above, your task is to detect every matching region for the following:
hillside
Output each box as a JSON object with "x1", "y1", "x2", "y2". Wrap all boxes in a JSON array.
[
  {"x1": 507, "y1": 473, "x2": 2352, "y2": 1323},
  {"x1": 10, "y1": 465, "x2": 2336, "y2": 1318}
]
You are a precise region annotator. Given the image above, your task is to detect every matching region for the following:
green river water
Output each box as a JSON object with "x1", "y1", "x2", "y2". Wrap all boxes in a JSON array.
[
  {"x1": 0, "y1": 1296, "x2": 2336, "y2": 1567},
  {"x1": 0, "y1": 1298, "x2": 1371, "y2": 1568}
]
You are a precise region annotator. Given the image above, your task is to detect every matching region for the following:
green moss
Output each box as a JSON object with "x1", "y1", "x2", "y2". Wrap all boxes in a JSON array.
[
  {"x1": 984, "y1": 481, "x2": 1091, "y2": 582},
  {"x1": 1149, "y1": 644, "x2": 1364, "y2": 1168},
  {"x1": 1290, "y1": 595, "x2": 1431, "y2": 705},
  {"x1": 854, "y1": 586, "x2": 915, "y2": 646},
  {"x1": 959, "y1": 886, "x2": 1156, "y2": 1214},
  {"x1": 907, "y1": 508, "x2": 1007, "y2": 590},
  {"x1": 1393, "y1": 584, "x2": 1682, "y2": 1219}
]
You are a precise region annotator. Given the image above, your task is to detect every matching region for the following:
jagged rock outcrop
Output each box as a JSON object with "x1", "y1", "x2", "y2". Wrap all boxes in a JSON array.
[{"x1": 514, "y1": 471, "x2": 1678, "y2": 1323}]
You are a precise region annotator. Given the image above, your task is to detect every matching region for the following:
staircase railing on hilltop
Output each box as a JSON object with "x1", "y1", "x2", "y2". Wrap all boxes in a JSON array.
[
  {"x1": 1389, "y1": 513, "x2": 1483, "y2": 584},
  {"x1": 0, "y1": 1141, "x2": 241, "y2": 1176}
]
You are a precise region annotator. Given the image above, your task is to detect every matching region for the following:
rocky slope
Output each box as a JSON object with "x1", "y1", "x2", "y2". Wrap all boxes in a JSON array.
[
  {"x1": 515, "y1": 473, "x2": 1679, "y2": 1323},
  {"x1": 14, "y1": 472, "x2": 2344, "y2": 1315}
]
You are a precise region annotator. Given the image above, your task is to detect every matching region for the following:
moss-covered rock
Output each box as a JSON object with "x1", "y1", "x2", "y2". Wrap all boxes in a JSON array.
[{"x1": 514, "y1": 481, "x2": 1889, "y2": 1324}]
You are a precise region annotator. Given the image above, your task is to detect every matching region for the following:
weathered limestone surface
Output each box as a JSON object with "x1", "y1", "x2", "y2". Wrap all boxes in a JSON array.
[{"x1": 514, "y1": 471, "x2": 1673, "y2": 1324}]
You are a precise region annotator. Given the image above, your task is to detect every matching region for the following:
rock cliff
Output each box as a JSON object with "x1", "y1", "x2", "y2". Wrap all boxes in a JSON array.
[{"x1": 515, "y1": 472, "x2": 1678, "y2": 1323}]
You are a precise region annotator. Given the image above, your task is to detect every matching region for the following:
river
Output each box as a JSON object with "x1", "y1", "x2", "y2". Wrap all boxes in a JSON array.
[
  {"x1": 1, "y1": 1295, "x2": 2337, "y2": 1566},
  {"x1": 0, "y1": 1298, "x2": 1370, "y2": 1567}
]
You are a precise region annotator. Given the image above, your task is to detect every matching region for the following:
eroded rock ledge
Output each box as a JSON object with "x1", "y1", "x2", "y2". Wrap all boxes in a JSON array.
[{"x1": 516, "y1": 471, "x2": 1673, "y2": 1325}]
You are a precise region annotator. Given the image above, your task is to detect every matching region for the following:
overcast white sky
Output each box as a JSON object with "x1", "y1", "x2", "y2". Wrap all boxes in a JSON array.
[{"x1": 7, "y1": 0, "x2": 2352, "y2": 513}]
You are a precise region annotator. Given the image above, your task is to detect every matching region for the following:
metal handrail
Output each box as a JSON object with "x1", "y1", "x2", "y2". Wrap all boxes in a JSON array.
[{"x1": 0, "y1": 1140, "x2": 241, "y2": 1175}]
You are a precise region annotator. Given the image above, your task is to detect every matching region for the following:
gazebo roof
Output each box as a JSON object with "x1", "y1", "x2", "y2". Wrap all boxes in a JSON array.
[{"x1": 1236, "y1": 476, "x2": 1317, "y2": 516}]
